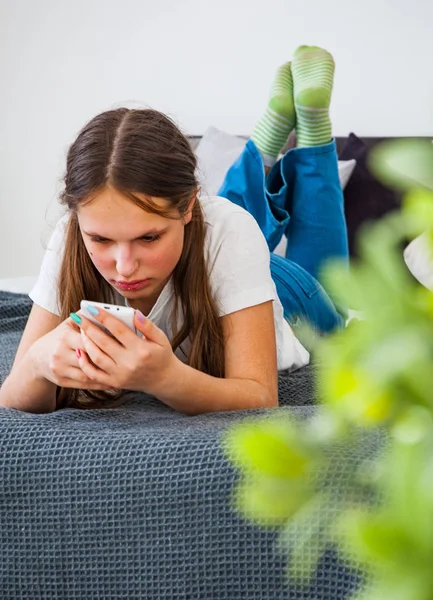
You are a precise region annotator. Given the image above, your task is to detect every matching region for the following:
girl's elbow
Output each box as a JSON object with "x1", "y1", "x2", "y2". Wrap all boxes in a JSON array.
[
  {"x1": 263, "y1": 391, "x2": 279, "y2": 409},
  {"x1": 252, "y1": 382, "x2": 278, "y2": 409}
]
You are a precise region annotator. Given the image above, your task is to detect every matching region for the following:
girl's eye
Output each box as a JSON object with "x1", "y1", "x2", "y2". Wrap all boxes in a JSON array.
[
  {"x1": 90, "y1": 237, "x2": 110, "y2": 244},
  {"x1": 90, "y1": 234, "x2": 161, "y2": 244},
  {"x1": 140, "y1": 234, "x2": 161, "y2": 243}
]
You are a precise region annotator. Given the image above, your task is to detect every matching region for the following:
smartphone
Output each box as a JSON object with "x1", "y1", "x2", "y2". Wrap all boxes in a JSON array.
[{"x1": 80, "y1": 300, "x2": 143, "y2": 338}]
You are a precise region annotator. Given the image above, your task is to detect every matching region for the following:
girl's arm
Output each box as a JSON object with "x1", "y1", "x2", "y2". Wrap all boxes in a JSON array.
[
  {"x1": 0, "y1": 304, "x2": 109, "y2": 413},
  {"x1": 156, "y1": 301, "x2": 278, "y2": 415},
  {"x1": 0, "y1": 348, "x2": 58, "y2": 413},
  {"x1": 0, "y1": 304, "x2": 60, "y2": 412}
]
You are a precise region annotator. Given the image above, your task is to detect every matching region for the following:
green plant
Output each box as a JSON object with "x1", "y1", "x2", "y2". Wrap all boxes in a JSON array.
[{"x1": 222, "y1": 138, "x2": 433, "y2": 598}]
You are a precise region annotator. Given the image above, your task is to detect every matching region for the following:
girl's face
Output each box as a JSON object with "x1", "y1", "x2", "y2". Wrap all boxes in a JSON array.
[{"x1": 77, "y1": 186, "x2": 193, "y2": 314}]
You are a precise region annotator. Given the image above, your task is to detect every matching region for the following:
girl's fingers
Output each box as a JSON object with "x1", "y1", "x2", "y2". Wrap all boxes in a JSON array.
[
  {"x1": 59, "y1": 376, "x2": 113, "y2": 391},
  {"x1": 63, "y1": 366, "x2": 106, "y2": 387},
  {"x1": 75, "y1": 347, "x2": 112, "y2": 388},
  {"x1": 80, "y1": 331, "x2": 114, "y2": 373}
]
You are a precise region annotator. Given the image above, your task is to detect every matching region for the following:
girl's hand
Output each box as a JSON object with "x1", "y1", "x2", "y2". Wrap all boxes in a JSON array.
[
  {"x1": 30, "y1": 315, "x2": 114, "y2": 391},
  {"x1": 75, "y1": 307, "x2": 179, "y2": 396}
]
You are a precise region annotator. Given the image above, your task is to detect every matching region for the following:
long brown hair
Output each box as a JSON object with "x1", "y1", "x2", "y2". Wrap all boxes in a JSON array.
[{"x1": 56, "y1": 108, "x2": 224, "y2": 409}]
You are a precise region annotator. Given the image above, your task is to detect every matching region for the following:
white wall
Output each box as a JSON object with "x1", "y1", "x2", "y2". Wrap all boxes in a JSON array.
[{"x1": 1, "y1": 0, "x2": 432, "y2": 278}]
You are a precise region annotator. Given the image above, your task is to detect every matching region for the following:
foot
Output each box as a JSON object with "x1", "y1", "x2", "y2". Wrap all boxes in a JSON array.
[
  {"x1": 251, "y1": 62, "x2": 296, "y2": 167},
  {"x1": 291, "y1": 46, "x2": 334, "y2": 147}
]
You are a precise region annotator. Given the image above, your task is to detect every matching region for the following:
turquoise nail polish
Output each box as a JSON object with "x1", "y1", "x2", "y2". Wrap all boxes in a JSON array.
[
  {"x1": 70, "y1": 312, "x2": 82, "y2": 325},
  {"x1": 86, "y1": 305, "x2": 99, "y2": 316}
]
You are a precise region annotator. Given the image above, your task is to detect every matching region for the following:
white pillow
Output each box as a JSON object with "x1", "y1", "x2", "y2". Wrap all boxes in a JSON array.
[
  {"x1": 404, "y1": 233, "x2": 433, "y2": 290},
  {"x1": 195, "y1": 127, "x2": 247, "y2": 196},
  {"x1": 195, "y1": 126, "x2": 356, "y2": 197},
  {"x1": 338, "y1": 158, "x2": 357, "y2": 190}
]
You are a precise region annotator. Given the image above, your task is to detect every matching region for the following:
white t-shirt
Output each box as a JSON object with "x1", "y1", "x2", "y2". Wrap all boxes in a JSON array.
[{"x1": 29, "y1": 195, "x2": 309, "y2": 372}]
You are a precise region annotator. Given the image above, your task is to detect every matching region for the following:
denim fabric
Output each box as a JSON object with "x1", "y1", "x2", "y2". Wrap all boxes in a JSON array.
[
  {"x1": 217, "y1": 139, "x2": 348, "y2": 333},
  {"x1": 270, "y1": 254, "x2": 344, "y2": 334}
]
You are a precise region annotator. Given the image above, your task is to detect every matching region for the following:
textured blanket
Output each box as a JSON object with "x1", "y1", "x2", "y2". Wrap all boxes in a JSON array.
[{"x1": 0, "y1": 291, "x2": 369, "y2": 600}]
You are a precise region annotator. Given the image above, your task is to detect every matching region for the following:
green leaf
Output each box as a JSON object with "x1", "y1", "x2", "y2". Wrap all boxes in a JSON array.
[
  {"x1": 277, "y1": 495, "x2": 330, "y2": 582},
  {"x1": 368, "y1": 138, "x2": 433, "y2": 192},
  {"x1": 402, "y1": 188, "x2": 433, "y2": 236},
  {"x1": 223, "y1": 418, "x2": 312, "y2": 479},
  {"x1": 353, "y1": 574, "x2": 433, "y2": 600},
  {"x1": 392, "y1": 406, "x2": 433, "y2": 445},
  {"x1": 233, "y1": 477, "x2": 311, "y2": 525},
  {"x1": 337, "y1": 509, "x2": 414, "y2": 571}
]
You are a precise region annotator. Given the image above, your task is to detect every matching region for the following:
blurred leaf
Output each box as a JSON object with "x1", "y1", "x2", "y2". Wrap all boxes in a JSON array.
[
  {"x1": 321, "y1": 214, "x2": 412, "y2": 319},
  {"x1": 222, "y1": 417, "x2": 313, "y2": 478},
  {"x1": 412, "y1": 284, "x2": 433, "y2": 319},
  {"x1": 306, "y1": 408, "x2": 350, "y2": 445},
  {"x1": 353, "y1": 574, "x2": 433, "y2": 600},
  {"x1": 402, "y1": 187, "x2": 433, "y2": 237},
  {"x1": 234, "y1": 477, "x2": 311, "y2": 525},
  {"x1": 356, "y1": 212, "x2": 409, "y2": 291},
  {"x1": 222, "y1": 141, "x2": 433, "y2": 600},
  {"x1": 392, "y1": 406, "x2": 433, "y2": 445},
  {"x1": 318, "y1": 361, "x2": 394, "y2": 426},
  {"x1": 359, "y1": 327, "x2": 430, "y2": 381},
  {"x1": 368, "y1": 138, "x2": 433, "y2": 192},
  {"x1": 277, "y1": 495, "x2": 329, "y2": 583},
  {"x1": 337, "y1": 437, "x2": 433, "y2": 600},
  {"x1": 292, "y1": 320, "x2": 321, "y2": 353},
  {"x1": 339, "y1": 509, "x2": 412, "y2": 568}
]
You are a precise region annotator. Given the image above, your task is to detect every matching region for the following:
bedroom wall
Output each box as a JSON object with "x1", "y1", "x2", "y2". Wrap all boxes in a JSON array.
[{"x1": 1, "y1": 0, "x2": 432, "y2": 278}]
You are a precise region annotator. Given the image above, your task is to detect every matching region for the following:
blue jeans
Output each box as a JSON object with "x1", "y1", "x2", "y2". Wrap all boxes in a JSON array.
[{"x1": 217, "y1": 139, "x2": 349, "y2": 334}]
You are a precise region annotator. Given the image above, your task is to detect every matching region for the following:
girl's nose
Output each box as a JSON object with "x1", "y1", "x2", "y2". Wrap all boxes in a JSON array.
[{"x1": 115, "y1": 248, "x2": 139, "y2": 279}]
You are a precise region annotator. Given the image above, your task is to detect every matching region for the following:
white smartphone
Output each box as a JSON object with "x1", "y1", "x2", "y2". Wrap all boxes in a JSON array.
[{"x1": 80, "y1": 300, "x2": 143, "y2": 338}]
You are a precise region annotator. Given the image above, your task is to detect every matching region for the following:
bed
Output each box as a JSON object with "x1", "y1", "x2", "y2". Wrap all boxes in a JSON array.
[{"x1": 0, "y1": 133, "x2": 425, "y2": 599}]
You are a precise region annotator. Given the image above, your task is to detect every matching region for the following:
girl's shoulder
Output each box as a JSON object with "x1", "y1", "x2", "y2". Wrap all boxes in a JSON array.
[
  {"x1": 199, "y1": 194, "x2": 261, "y2": 237},
  {"x1": 199, "y1": 194, "x2": 269, "y2": 265}
]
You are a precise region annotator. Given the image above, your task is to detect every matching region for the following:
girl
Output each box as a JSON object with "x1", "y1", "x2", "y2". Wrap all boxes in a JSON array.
[{"x1": 0, "y1": 45, "x2": 348, "y2": 414}]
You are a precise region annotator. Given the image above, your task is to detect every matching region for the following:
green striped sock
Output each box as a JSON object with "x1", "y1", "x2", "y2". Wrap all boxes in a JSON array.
[
  {"x1": 251, "y1": 62, "x2": 295, "y2": 166},
  {"x1": 292, "y1": 46, "x2": 334, "y2": 147}
]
